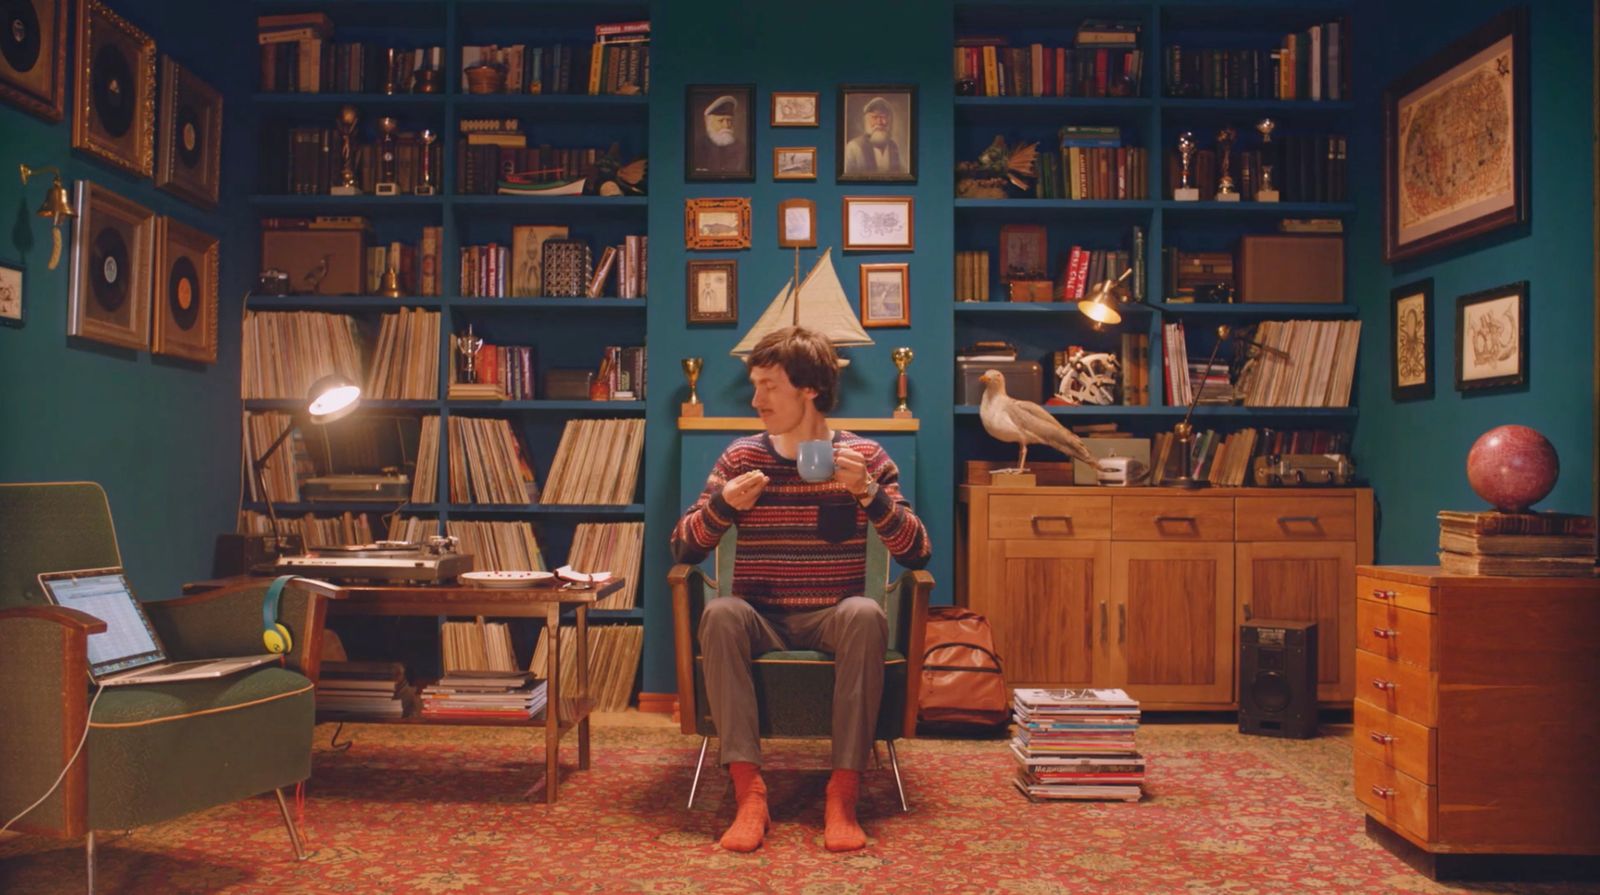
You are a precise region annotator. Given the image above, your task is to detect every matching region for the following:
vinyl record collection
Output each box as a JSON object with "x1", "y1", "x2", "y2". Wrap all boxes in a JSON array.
[
  {"x1": 1011, "y1": 688, "x2": 1145, "y2": 802},
  {"x1": 531, "y1": 624, "x2": 644, "y2": 711}
]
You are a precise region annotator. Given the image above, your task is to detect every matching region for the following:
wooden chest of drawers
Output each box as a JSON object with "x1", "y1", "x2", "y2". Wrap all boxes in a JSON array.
[{"x1": 1354, "y1": 565, "x2": 1600, "y2": 863}]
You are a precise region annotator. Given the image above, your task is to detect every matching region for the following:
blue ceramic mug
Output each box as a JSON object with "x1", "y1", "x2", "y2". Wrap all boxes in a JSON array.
[{"x1": 796, "y1": 439, "x2": 835, "y2": 483}]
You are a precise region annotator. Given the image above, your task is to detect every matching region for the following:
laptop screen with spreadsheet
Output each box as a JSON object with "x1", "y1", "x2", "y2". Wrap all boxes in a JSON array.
[{"x1": 38, "y1": 569, "x2": 166, "y2": 677}]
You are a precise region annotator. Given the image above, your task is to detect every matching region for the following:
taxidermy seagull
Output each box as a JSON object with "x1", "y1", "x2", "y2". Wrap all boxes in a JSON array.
[{"x1": 979, "y1": 369, "x2": 1095, "y2": 473}]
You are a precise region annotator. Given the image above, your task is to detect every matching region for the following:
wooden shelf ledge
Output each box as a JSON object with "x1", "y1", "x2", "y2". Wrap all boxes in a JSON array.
[{"x1": 677, "y1": 417, "x2": 920, "y2": 432}]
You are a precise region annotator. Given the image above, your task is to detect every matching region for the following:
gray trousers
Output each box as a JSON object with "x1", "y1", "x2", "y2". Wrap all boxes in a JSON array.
[{"x1": 699, "y1": 595, "x2": 888, "y2": 771}]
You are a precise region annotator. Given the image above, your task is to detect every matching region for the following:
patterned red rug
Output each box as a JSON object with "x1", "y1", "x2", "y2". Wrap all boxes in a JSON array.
[{"x1": 0, "y1": 722, "x2": 1589, "y2": 894}]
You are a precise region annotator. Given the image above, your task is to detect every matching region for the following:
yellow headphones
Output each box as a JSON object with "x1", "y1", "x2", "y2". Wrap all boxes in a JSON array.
[{"x1": 262, "y1": 576, "x2": 294, "y2": 654}]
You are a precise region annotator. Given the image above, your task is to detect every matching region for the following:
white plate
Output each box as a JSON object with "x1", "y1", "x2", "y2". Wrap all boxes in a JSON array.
[{"x1": 459, "y1": 571, "x2": 555, "y2": 589}]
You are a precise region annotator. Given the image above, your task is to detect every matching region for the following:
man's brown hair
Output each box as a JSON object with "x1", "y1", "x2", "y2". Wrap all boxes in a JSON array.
[{"x1": 746, "y1": 326, "x2": 839, "y2": 412}]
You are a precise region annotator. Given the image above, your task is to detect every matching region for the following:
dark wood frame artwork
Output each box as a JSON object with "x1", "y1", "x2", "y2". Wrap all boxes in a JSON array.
[
  {"x1": 684, "y1": 83, "x2": 754, "y2": 182},
  {"x1": 858, "y1": 262, "x2": 910, "y2": 328},
  {"x1": 836, "y1": 84, "x2": 917, "y2": 183},
  {"x1": 0, "y1": 0, "x2": 68, "y2": 121},
  {"x1": 1389, "y1": 278, "x2": 1434, "y2": 401},
  {"x1": 1454, "y1": 280, "x2": 1528, "y2": 392},
  {"x1": 999, "y1": 224, "x2": 1047, "y2": 282},
  {"x1": 156, "y1": 55, "x2": 223, "y2": 208},
  {"x1": 73, "y1": 0, "x2": 156, "y2": 178},
  {"x1": 1383, "y1": 7, "x2": 1528, "y2": 263},
  {"x1": 0, "y1": 256, "x2": 24, "y2": 327},
  {"x1": 777, "y1": 198, "x2": 816, "y2": 249},
  {"x1": 151, "y1": 215, "x2": 219, "y2": 363},
  {"x1": 685, "y1": 259, "x2": 737, "y2": 325}
]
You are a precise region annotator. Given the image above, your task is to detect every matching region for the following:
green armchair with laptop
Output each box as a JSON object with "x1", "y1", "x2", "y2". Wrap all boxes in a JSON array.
[{"x1": 0, "y1": 482, "x2": 329, "y2": 892}]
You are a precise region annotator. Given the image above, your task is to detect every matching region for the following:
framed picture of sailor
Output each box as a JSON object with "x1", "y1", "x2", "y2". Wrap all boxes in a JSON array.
[
  {"x1": 1455, "y1": 280, "x2": 1527, "y2": 391},
  {"x1": 156, "y1": 55, "x2": 223, "y2": 208},
  {"x1": 69, "y1": 180, "x2": 154, "y2": 349},
  {"x1": 837, "y1": 84, "x2": 916, "y2": 183},
  {"x1": 0, "y1": 0, "x2": 68, "y2": 121},
  {"x1": 73, "y1": 0, "x2": 156, "y2": 177},
  {"x1": 685, "y1": 83, "x2": 754, "y2": 181}
]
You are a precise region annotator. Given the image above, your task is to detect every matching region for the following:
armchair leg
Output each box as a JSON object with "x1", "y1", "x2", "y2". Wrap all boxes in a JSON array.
[
  {"x1": 274, "y1": 788, "x2": 308, "y2": 860},
  {"x1": 886, "y1": 740, "x2": 908, "y2": 813},
  {"x1": 686, "y1": 736, "x2": 711, "y2": 809},
  {"x1": 85, "y1": 830, "x2": 95, "y2": 895}
]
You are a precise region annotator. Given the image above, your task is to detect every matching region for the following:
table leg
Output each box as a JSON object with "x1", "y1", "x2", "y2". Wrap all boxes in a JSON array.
[
  {"x1": 576, "y1": 604, "x2": 590, "y2": 771},
  {"x1": 545, "y1": 601, "x2": 561, "y2": 804}
]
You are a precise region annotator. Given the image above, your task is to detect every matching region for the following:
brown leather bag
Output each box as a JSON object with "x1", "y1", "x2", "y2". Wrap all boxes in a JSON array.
[{"x1": 917, "y1": 606, "x2": 1009, "y2": 728}]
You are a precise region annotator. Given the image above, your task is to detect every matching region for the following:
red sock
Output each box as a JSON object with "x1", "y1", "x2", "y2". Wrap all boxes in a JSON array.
[
  {"x1": 824, "y1": 769, "x2": 866, "y2": 851},
  {"x1": 720, "y1": 761, "x2": 768, "y2": 852}
]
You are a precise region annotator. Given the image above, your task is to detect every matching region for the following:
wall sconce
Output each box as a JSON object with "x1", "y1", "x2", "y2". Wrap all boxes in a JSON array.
[{"x1": 18, "y1": 163, "x2": 76, "y2": 270}]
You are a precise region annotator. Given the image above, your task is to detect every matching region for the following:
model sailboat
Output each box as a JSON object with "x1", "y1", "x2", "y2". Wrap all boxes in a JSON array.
[{"x1": 730, "y1": 248, "x2": 874, "y2": 363}]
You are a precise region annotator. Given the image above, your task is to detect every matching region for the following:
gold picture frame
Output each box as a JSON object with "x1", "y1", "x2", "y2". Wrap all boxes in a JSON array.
[
  {"x1": 770, "y1": 91, "x2": 819, "y2": 127},
  {"x1": 859, "y1": 262, "x2": 910, "y2": 328},
  {"x1": 152, "y1": 215, "x2": 218, "y2": 363},
  {"x1": 69, "y1": 180, "x2": 154, "y2": 349},
  {"x1": 773, "y1": 146, "x2": 817, "y2": 181},
  {"x1": 0, "y1": 0, "x2": 68, "y2": 122},
  {"x1": 73, "y1": 0, "x2": 156, "y2": 178},
  {"x1": 684, "y1": 197, "x2": 751, "y2": 250},
  {"x1": 156, "y1": 55, "x2": 223, "y2": 208},
  {"x1": 777, "y1": 198, "x2": 816, "y2": 248}
]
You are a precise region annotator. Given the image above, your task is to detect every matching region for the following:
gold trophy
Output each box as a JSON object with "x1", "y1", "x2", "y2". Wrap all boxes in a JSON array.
[
  {"x1": 891, "y1": 347, "x2": 914, "y2": 418},
  {"x1": 415, "y1": 128, "x2": 437, "y2": 195},
  {"x1": 1214, "y1": 126, "x2": 1239, "y2": 202},
  {"x1": 681, "y1": 357, "x2": 705, "y2": 418},
  {"x1": 1255, "y1": 118, "x2": 1279, "y2": 203},
  {"x1": 1173, "y1": 131, "x2": 1200, "y2": 201},
  {"x1": 330, "y1": 105, "x2": 361, "y2": 196},
  {"x1": 448, "y1": 325, "x2": 505, "y2": 400},
  {"x1": 374, "y1": 116, "x2": 400, "y2": 196}
]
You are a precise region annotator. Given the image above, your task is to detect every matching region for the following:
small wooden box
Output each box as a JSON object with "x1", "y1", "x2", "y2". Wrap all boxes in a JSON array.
[
  {"x1": 1237, "y1": 234, "x2": 1344, "y2": 303},
  {"x1": 1008, "y1": 280, "x2": 1054, "y2": 302},
  {"x1": 543, "y1": 369, "x2": 593, "y2": 400}
]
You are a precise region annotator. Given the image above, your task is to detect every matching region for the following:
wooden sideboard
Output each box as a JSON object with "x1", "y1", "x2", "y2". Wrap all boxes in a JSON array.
[
  {"x1": 1353, "y1": 566, "x2": 1600, "y2": 872},
  {"x1": 956, "y1": 485, "x2": 1373, "y2": 710}
]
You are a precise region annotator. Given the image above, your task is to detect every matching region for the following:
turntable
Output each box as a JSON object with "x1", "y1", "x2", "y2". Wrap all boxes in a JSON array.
[{"x1": 275, "y1": 537, "x2": 474, "y2": 584}]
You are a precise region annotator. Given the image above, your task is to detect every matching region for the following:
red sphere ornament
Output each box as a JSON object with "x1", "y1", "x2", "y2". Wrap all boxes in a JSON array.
[{"x1": 1466, "y1": 425, "x2": 1559, "y2": 513}]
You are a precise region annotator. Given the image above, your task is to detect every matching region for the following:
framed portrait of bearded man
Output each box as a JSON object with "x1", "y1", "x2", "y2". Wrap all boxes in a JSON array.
[{"x1": 686, "y1": 84, "x2": 754, "y2": 181}]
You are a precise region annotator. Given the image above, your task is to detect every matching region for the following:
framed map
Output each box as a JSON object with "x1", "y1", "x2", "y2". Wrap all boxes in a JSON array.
[{"x1": 1383, "y1": 8, "x2": 1527, "y2": 263}]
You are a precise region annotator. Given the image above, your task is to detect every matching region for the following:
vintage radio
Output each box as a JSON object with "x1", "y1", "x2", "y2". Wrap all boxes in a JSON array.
[
  {"x1": 1252, "y1": 453, "x2": 1355, "y2": 487},
  {"x1": 956, "y1": 358, "x2": 1042, "y2": 405}
]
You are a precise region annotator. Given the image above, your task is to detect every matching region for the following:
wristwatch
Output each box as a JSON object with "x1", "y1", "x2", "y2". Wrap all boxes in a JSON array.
[{"x1": 854, "y1": 475, "x2": 879, "y2": 504}]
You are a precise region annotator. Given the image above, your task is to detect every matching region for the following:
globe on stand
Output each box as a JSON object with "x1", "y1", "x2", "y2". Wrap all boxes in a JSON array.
[{"x1": 1466, "y1": 424, "x2": 1559, "y2": 513}]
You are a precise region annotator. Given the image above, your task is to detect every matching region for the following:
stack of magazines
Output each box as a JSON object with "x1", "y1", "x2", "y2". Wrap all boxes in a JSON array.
[
  {"x1": 317, "y1": 660, "x2": 413, "y2": 719},
  {"x1": 1011, "y1": 688, "x2": 1145, "y2": 801},
  {"x1": 418, "y1": 671, "x2": 548, "y2": 720}
]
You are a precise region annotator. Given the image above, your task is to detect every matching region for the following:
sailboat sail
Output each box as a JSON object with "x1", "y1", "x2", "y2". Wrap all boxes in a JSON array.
[{"x1": 730, "y1": 248, "x2": 874, "y2": 358}]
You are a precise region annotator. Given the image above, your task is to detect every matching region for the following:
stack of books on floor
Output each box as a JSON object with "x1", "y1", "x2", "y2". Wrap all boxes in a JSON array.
[
  {"x1": 1437, "y1": 510, "x2": 1596, "y2": 577},
  {"x1": 1011, "y1": 688, "x2": 1145, "y2": 802},
  {"x1": 418, "y1": 671, "x2": 548, "y2": 720},
  {"x1": 317, "y1": 660, "x2": 413, "y2": 719}
]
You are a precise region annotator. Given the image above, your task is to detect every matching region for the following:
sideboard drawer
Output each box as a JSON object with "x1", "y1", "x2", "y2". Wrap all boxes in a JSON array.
[
  {"x1": 1111, "y1": 496, "x2": 1233, "y2": 541},
  {"x1": 1357, "y1": 575, "x2": 1436, "y2": 615},
  {"x1": 1235, "y1": 496, "x2": 1355, "y2": 541},
  {"x1": 987, "y1": 494, "x2": 1112, "y2": 541},
  {"x1": 1353, "y1": 698, "x2": 1435, "y2": 783},
  {"x1": 1356, "y1": 599, "x2": 1436, "y2": 669},
  {"x1": 1355, "y1": 751, "x2": 1434, "y2": 841},
  {"x1": 1355, "y1": 649, "x2": 1437, "y2": 726}
]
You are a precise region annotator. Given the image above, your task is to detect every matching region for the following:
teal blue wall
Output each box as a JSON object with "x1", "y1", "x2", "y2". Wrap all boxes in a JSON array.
[
  {"x1": 1350, "y1": 0, "x2": 1595, "y2": 563},
  {"x1": 0, "y1": 1, "x2": 253, "y2": 599}
]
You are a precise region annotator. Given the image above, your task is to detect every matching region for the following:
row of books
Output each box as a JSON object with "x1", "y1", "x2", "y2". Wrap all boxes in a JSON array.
[
  {"x1": 596, "y1": 345, "x2": 648, "y2": 400},
  {"x1": 953, "y1": 251, "x2": 992, "y2": 302},
  {"x1": 259, "y1": 40, "x2": 438, "y2": 95},
  {"x1": 438, "y1": 416, "x2": 539, "y2": 505},
  {"x1": 1164, "y1": 135, "x2": 1349, "y2": 204},
  {"x1": 1045, "y1": 145, "x2": 1151, "y2": 201},
  {"x1": 954, "y1": 44, "x2": 1144, "y2": 99},
  {"x1": 366, "y1": 309, "x2": 441, "y2": 400},
  {"x1": 540, "y1": 418, "x2": 646, "y2": 506},
  {"x1": 1166, "y1": 20, "x2": 1348, "y2": 102},
  {"x1": 531, "y1": 624, "x2": 644, "y2": 712},
  {"x1": 1237, "y1": 319, "x2": 1361, "y2": 408},
  {"x1": 239, "y1": 508, "x2": 376, "y2": 546},
  {"x1": 455, "y1": 342, "x2": 535, "y2": 400},
  {"x1": 1437, "y1": 510, "x2": 1596, "y2": 578},
  {"x1": 1151, "y1": 427, "x2": 1260, "y2": 487},
  {"x1": 242, "y1": 311, "x2": 363, "y2": 399},
  {"x1": 420, "y1": 671, "x2": 548, "y2": 721},
  {"x1": 1012, "y1": 688, "x2": 1144, "y2": 802},
  {"x1": 456, "y1": 142, "x2": 609, "y2": 194}
]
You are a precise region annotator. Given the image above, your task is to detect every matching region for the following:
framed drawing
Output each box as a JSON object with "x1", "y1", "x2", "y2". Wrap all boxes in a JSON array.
[
  {"x1": 1384, "y1": 8, "x2": 1527, "y2": 263},
  {"x1": 152, "y1": 216, "x2": 218, "y2": 362},
  {"x1": 69, "y1": 180, "x2": 154, "y2": 349},
  {"x1": 685, "y1": 84, "x2": 754, "y2": 181},
  {"x1": 156, "y1": 56, "x2": 223, "y2": 208},
  {"x1": 1389, "y1": 278, "x2": 1433, "y2": 401},
  {"x1": 684, "y1": 198, "x2": 750, "y2": 250},
  {"x1": 686, "y1": 260, "x2": 737, "y2": 324},
  {"x1": 773, "y1": 146, "x2": 817, "y2": 181},
  {"x1": 859, "y1": 262, "x2": 909, "y2": 328},
  {"x1": 73, "y1": 0, "x2": 156, "y2": 177},
  {"x1": 770, "y1": 91, "x2": 819, "y2": 127},
  {"x1": 777, "y1": 198, "x2": 816, "y2": 249},
  {"x1": 842, "y1": 195, "x2": 914, "y2": 251},
  {"x1": 837, "y1": 84, "x2": 916, "y2": 183},
  {"x1": 999, "y1": 224, "x2": 1047, "y2": 282},
  {"x1": 0, "y1": 0, "x2": 67, "y2": 121},
  {"x1": 0, "y1": 258, "x2": 24, "y2": 327},
  {"x1": 1455, "y1": 280, "x2": 1527, "y2": 391}
]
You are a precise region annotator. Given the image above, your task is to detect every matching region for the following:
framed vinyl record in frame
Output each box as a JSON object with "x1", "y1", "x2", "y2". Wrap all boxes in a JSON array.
[
  {"x1": 152, "y1": 216, "x2": 217, "y2": 362},
  {"x1": 70, "y1": 180, "x2": 153, "y2": 349},
  {"x1": 73, "y1": 0, "x2": 155, "y2": 177},
  {"x1": 156, "y1": 56, "x2": 221, "y2": 207},
  {"x1": 0, "y1": 0, "x2": 67, "y2": 121}
]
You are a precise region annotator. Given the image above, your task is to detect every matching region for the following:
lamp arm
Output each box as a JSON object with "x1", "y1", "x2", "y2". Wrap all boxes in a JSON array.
[
  {"x1": 1178, "y1": 334, "x2": 1230, "y2": 433},
  {"x1": 249, "y1": 415, "x2": 298, "y2": 541}
]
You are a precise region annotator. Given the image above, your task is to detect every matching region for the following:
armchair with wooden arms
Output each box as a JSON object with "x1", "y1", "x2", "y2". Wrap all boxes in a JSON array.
[
  {"x1": 670, "y1": 524, "x2": 932, "y2": 812},
  {"x1": 0, "y1": 483, "x2": 332, "y2": 893}
]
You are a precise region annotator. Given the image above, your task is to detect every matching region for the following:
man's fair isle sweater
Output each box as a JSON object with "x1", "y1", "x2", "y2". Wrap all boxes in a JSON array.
[{"x1": 670, "y1": 431, "x2": 931, "y2": 612}]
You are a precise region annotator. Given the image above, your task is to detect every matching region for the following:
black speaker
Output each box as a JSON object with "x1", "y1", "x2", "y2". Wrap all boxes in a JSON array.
[
  {"x1": 212, "y1": 532, "x2": 302, "y2": 578},
  {"x1": 1239, "y1": 619, "x2": 1318, "y2": 738}
]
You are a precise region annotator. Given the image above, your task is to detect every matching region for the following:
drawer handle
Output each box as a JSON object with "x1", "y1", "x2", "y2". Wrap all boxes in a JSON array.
[
  {"x1": 1371, "y1": 589, "x2": 1397, "y2": 600},
  {"x1": 1278, "y1": 515, "x2": 1320, "y2": 524},
  {"x1": 1371, "y1": 679, "x2": 1396, "y2": 693},
  {"x1": 1154, "y1": 515, "x2": 1197, "y2": 524},
  {"x1": 1368, "y1": 731, "x2": 1396, "y2": 745},
  {"x1": 1118, "y1": 604, "x2": 1126, "y2": 645},
  {"x1": 1369, "y1": 785, "x2": 1395, "y2": 799},
  {"x1": 1030, "y1": 514, "x2": 1073, "y2": 534},
  {"x1": 1100, "y1": 602, "x2": 1108, "y2": 647},
  {"x1": 1371, "y1": 628, "x2": 1398, "y2": 640}
]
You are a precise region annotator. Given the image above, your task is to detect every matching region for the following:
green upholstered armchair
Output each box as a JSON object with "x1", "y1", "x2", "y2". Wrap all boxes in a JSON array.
[
  {"x1": 669, "y1": 525, "x2": 932, "y2": 811},
  {"x1": 0, "y1": 483, "x2": 330, "y2": 892}
]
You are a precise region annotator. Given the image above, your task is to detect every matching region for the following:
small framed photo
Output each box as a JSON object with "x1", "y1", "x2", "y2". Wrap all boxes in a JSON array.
[
  {"x1": 685, "y1": 83, "x2": 754, "y2": 181},
  {"x1": 837, "y1": 84, "x2": 916, "y2": 183},
  {"x1": 859, "y1": 263, "x2": 910, "y2": 328},
  {"x1": 152, "y1": 216, "x2": 218, "y2": 363},
  {"x1": 686, "y1": 260, "x2": 737, "y2": 324},
  {"x1": 778, "y1": 198, "x2": 816, "y2": 249},
  {"x1": 999, "y1": 224, "x2": 1048, "y2": 282},
  {"x1": 684, "y1": 198, "x2": 751, "y2": 250},
  {"x1": 0, "y1": 258, "x2": 24, "y2": 327},
  {"x1": 156, "y1": 55, "x2": 223, "y2": 208},
  {"x1": 842, "y1": 195, "x2": 914, "y2": 251},
  {"x1": 1455, "y1": 281, "x2": 1527, "y2": 391},
  {"x1": 70, "y1": 180, "x2": 154, "y2": 349},
  {"x1": 73, "y1": 0, "x2": 156, "y2": 178},
  {"x1": 1390, "y1": 278, "x2": 1433, "y2": 401},
  {"x1": 0, "y1": 0, "x2": 68, "y2": 122},
  {"x1": 770, "y1": 91, "x2": 819, "y2": 127},
  {"x1": 773, "y1": 146, "x2": 817, "y2": 181}
]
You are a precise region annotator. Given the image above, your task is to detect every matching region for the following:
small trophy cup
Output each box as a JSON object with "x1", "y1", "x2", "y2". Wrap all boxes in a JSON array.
[
  {"x1": 448, "y1": 325, "x2": 504, "y2": 399},
  {"x1": 1173, "y1": 131, "x2": 1200, "y2": 201},
  {"x1": 415, "y1": 129, "x2": 437, "y2": 195},
  {"x1": 891, "y1": 347, "x2": 914, "y2": 419},
  {"x1": 375, "y1": 116, "x2": 400, "y2": 196},
  {"x1": 458, "y1": 326, "x2": 484, "y2": 379},
  {"x1": 1255, "y1": 118, "x2": 1279, "y2": 203},
  {"x1": 383, "y1": 47, "x2": 399, "y2": 95},
  {"x1": 1215, "y1": 126, "x2": 1239, "y2": 202},
  {"x1": 330, "y1": 105, "x2": 362, "y2": 196},
  {"x1": 681, "y1": 357, "x2": 705, "y2": 418}
]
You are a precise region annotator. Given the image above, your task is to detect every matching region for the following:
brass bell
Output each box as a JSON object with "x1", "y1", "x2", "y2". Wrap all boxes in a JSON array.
[{"x1": 19, "y1": 163, "x2": 76, "y2": 270}]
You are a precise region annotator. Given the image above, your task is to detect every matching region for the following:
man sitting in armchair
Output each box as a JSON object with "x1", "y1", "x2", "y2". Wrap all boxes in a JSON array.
[{"x1": 670, "y1": 326, "x2": 932, "y2": 852}]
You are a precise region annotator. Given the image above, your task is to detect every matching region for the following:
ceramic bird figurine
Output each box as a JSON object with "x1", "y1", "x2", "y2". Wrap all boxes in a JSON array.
[{"x1": 979, "y1": 369, "x2": 1095, "y2": 473}]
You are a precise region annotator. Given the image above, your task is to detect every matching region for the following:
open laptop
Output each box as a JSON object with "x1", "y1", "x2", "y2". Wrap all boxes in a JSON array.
[{"x1": 38, "y1": 567, "x2": 281, "y2": 687}]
